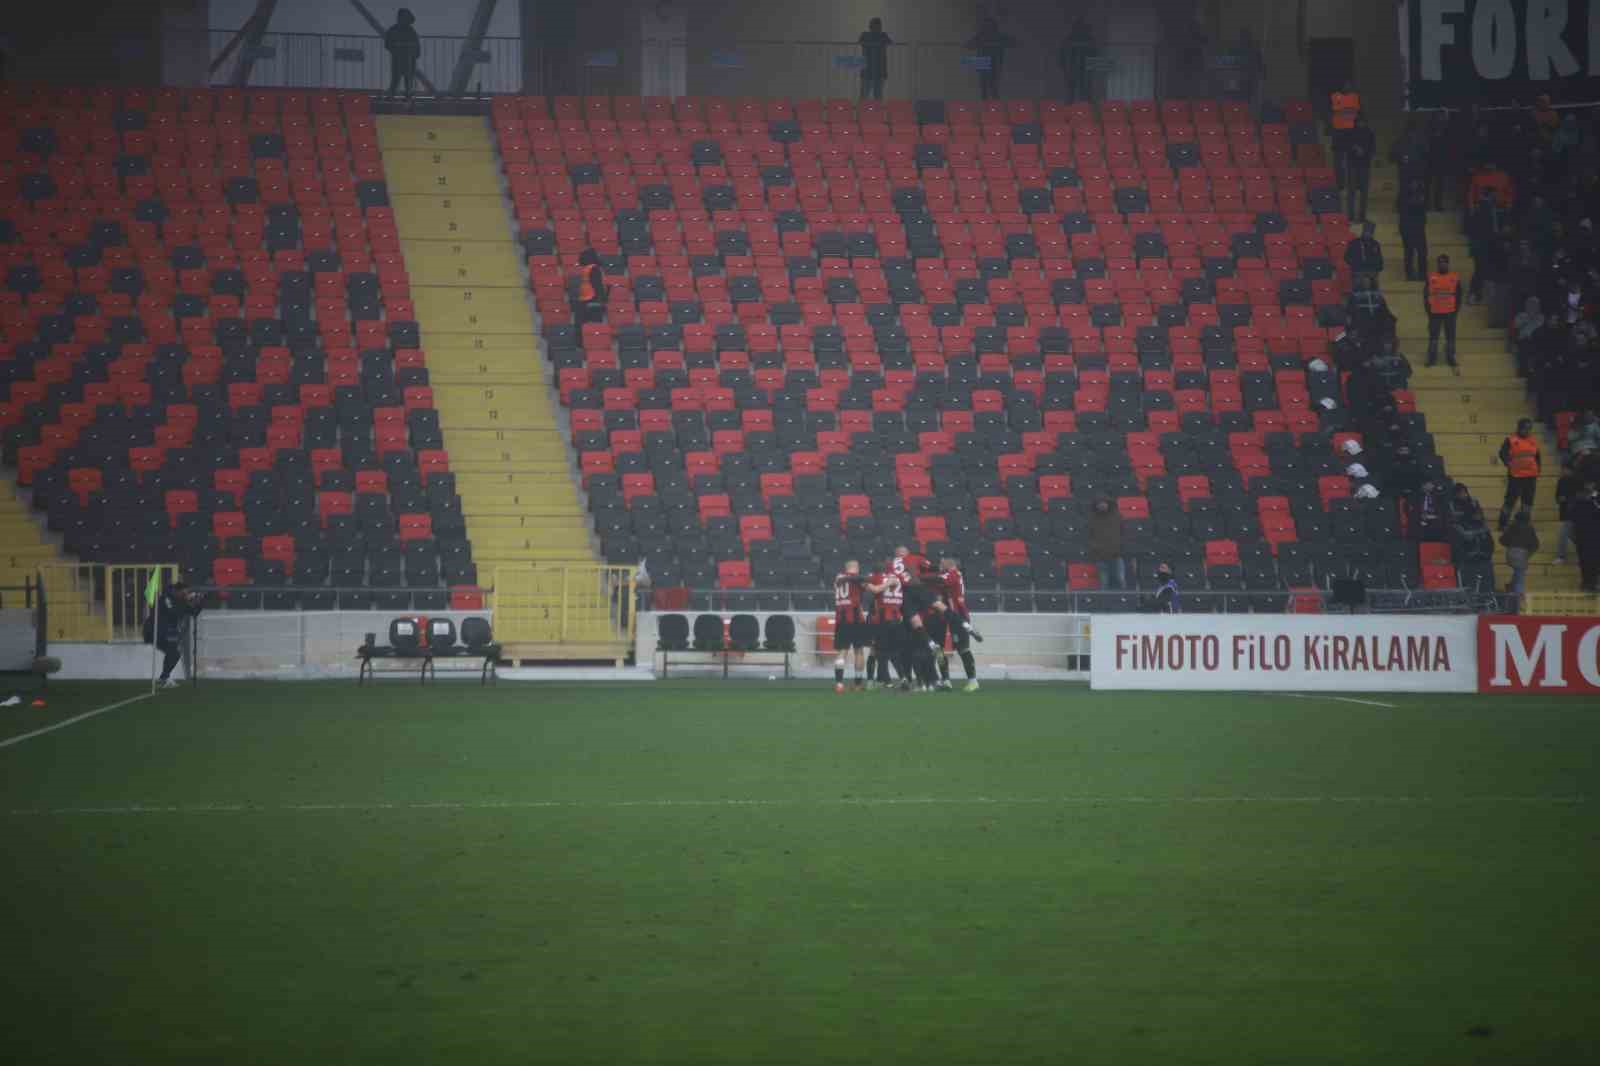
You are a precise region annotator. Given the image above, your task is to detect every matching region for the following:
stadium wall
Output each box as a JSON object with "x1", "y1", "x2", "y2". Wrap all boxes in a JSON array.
[{"x1": 634, "y1": 611, "x2": 1092, "y2": 680}]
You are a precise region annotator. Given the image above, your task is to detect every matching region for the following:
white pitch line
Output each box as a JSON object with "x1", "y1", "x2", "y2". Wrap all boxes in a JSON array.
[
  {"x1": 1278, "y1": 692, "x2": 1400, "y2": 709},
  {"x1": 4, "y1": 795, "x2": 1588, "y2": 817},
  {"x1": 0, "y1": 692, "x2": 154, "y2": 751}
]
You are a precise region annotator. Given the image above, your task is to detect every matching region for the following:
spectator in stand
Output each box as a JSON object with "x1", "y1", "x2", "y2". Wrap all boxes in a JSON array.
[
  {"x1": 1512, "y1": 297, "x2": 1546, "y2": 376},
  {"x1": 1086, "y1": 497, "x2": 1125, "y2": 590},
  {"x1": 1347, "y1": 274, "x2": 1395, "y2": 341},
  {"x1": 858, "y1": 18, "x2": 891, "y2": 101},
  {"x1": 569, "y1": 248, "x2": 608, "y2": 324},
  {"x1": 1329, "y1": 80, "x2": 1361, "y2": 193},
  {"x1": 1059, "y1": 18, "x2": 1096, "y2": 103},
  {"x1": 1552, "y1": 113, "x2": 1585, "y2": 174},
  {"x1": 1344, "y1": 113, "x2": 1376, "y2": 222},
  {"x1": 1467, "y1": 185, "x2": 1507, "y2": 305},
  {"x1": 966, "y1": 17, "x2": 1017, "y2": 101},
  {"x1": 1149, "y1": 563, "x2": 1180, "y2": 612},
  {"x1": 1500, "y1": 511, "x2": 1540, "y2": 596},
  {"x1": 1523, "y1": 194, "x2": 1557, "y2": 254},
  {"x1": 1497, "y1": 418, "x2": 1542, "y2": 530},
  {"x1": 1570, "y1": 480, "x2": 1600, "y2": 591},
  {"x1": 1425, "y1": 109, "x2": 1460, "y2": 211},
  {"x1": 1425, "y1": 253, "x2": 1462, "y2": 370},
  {"x1": 1399, "y1": 178, "x2": 1430, "y2": 281},
  {"x1": 1570, "y1": 410, "x2": 1600, "y2": 462},
  {"x1": 1451, "y1": 482, "x2": 1487, "y2": 528},
  {"x1": 1370, "y1": 335, "x2": 1412, "y2": 392},
  {"x1": 1532, "y1": 94, "x2": 1560, "y2": 142},
  {"x1": 1413, "y1": 480, "x2": 1450, "y2": 543},
  {"x1": 1390, "y1": 119, "x2": 1429, "y2": 206},
  {"x1": 1554, "y1": 458, "x2": 1581, "y2": 564},
  {"x1": 1344, "y1": 221, "x2": 1383, "y2": 282},
  {"x1": 1468, "y1": 160, "x2": 1515, "y2": 211},
  {"x1": 383, "y1": 8, "x2": 422, "y2": 104}
]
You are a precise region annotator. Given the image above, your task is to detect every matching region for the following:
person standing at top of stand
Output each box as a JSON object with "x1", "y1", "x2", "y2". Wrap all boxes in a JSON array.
[
  {"x1": 858, "y1": 18, "x2": 891, "y2": 101},
  {"x1": 1059, "y1": 18, "x2": 1096, "y2": 104},
  {"x1": 1329, "y1": 79, "x2": 1361, "y2": 193},
  {"x1": 384, "y1": 9, "x2": 421, "y2": 105},
  {"x1": 966, "y1": 17, "x2": 1017, "y2": 100}
]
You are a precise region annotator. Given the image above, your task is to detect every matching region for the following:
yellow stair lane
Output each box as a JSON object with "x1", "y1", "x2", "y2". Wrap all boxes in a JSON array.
[
  {"x1": 1366, "y1": 186, "x2": 1565, "y2": 596},
  {"x1": 0, "y1": 476, "x2": 57, "y2": 597},
  {"x1": 376, "y1": 115, "x2": 597, "y2": 571},
  {"x1": 377, "y1": 117, "x2": 629, "y2": 659}
]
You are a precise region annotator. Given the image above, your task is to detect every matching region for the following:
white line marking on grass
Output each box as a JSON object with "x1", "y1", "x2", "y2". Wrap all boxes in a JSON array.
[
  {"x1": 1277, "y1": 692, "x2": 1400, "y2": 709},
  {"x1": 5, "y1": 795, "x2": 1588, "y2": 816},
  {"x1": 0, "y1": 692, "x2": 154, "y2": 751}
]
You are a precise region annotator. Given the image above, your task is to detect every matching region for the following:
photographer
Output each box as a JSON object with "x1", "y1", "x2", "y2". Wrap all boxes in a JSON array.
[{"x1": 154, "y1": 582, "x2": 203, "y2": 688}]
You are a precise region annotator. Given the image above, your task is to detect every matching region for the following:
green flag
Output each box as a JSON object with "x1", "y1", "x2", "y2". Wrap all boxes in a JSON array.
[{"x1": 145, "y1": 569, "x2": 161, "y2": 608}]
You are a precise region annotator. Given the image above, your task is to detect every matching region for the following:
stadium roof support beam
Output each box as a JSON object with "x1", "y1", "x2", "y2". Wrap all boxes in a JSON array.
[
  {"x1": 226, "y1": 0, "x2": 279, "y2": 87},
  {"x1": 448, "y1": 0, "x2": 500, "y2": 96},
  {"x1": 346, "y1": 0, "x2": 440, "y2": 95}
]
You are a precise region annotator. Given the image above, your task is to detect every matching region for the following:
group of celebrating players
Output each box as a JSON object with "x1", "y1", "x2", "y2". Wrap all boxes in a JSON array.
[{"x1": 832, "y1": 547, "x2": 982, "y2": 693}]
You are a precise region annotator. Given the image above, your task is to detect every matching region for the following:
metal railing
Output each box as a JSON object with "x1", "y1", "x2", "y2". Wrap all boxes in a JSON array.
[
  {"x1": 652, "y1": 585, "x2": 1513, "y2": 616},
  {"x1": 492, "y1": 563, "x2": 635, "y2": 650},
  {"x1": 584, "y1": 38, "x2": 1164, "y2": 104},
  {"x1": 35, "y1": 563, "x2": 176, "y2": 643},
  {"x1": 199, "y1": 30, "x2": 525, "y2": 93}
]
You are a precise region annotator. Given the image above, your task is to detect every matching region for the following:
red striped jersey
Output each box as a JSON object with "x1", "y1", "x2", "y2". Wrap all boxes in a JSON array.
[
  {"x1": 941, "y1": 567, "x2": 967, "y2": 614},
  {"x1": 871, "y1": 570, "x2": 903, "y2": 621},
  {"x1": 833, "y1": 571, "x2": 864, "y2": 624}
]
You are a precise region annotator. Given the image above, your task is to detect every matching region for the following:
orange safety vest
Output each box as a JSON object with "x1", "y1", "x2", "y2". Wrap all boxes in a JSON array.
[
  {"x1": 1331, "y1": 91, "x2": 1360, "y2": 130},
  {"x1": 1506, "y1": 435, "x2": 1539, "y2": 479},
  {"x1": 1427, "y1": 272, "x2": 1459, "y2": 315},
  {"x1": 574, "y1": 266, "x2": 598, "y2": 302}
]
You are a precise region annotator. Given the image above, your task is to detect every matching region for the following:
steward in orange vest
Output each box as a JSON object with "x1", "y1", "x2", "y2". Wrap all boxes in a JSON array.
[
  {"x1": 1425, "y1": 254, "x2": 1461, "y2": 370},
  {"x1": 1498, "y1": 418, "x2": 1542, "y2": 529},
  {"x1": 1330, "y1": 87, "x2": 1360, "y2": 131},
  {"x1": 570, "y1": 248, "x2": 607, "y2": 324},
  {"x1": 1329, "y1": 80, "x2": 1362, "y2": 195}
]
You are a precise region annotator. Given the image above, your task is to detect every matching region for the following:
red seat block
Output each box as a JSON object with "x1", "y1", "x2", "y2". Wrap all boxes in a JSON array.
[{"x1": 397, "y1": 513, "x2": 433, "y2": 541}]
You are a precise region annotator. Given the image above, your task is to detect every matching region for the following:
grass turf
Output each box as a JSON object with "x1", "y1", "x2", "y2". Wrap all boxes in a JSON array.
[{"x1": 0, "y1": 680, "x2": 1596, "y2": 1066}]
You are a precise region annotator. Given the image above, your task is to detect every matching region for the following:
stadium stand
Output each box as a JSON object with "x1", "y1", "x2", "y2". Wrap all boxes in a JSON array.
[
  {"x1": 499, "y1": 94, "x2": 1479, "y2": 610},
  {"x1": 0, "y1": 86, "x2": 478, "y2": 610}
]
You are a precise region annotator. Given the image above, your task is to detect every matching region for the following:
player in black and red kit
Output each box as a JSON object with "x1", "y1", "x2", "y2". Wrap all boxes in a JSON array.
[
  {"x1": 892, "y1": 546, "x2": 945, "y2": 691},
  {"x1": 933, "y1": 556, "x2": 980, "y2": 691},
  {"x1": 832, "y1": 559, "x2": 868, "y2": 692},
  {"x1": 862, "y1": 563, "x2": 903, "y2": 689}
]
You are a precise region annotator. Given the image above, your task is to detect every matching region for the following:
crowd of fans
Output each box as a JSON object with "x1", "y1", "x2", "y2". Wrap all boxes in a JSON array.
[{"x1": 1335, "y1": 97, "x2": 1600, "y2": 595}]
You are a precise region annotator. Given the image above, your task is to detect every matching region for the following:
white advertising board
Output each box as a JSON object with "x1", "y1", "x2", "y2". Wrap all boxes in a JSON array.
[{"x1": 1089, "y1": 614, "x2": 1478, "y2": 692}]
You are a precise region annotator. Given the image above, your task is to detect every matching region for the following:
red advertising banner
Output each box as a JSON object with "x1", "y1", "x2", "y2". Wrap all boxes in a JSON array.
[{"x1": 1477, "y1": 616, "x2": 1600, "y2": 694}]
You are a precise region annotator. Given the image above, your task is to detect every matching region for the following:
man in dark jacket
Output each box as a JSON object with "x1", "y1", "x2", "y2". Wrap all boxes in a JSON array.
[
  {"x1": 1569, "y1": 481, "x2": 1600, "y2": 591},
  {"x1": 1467, "y1": 186, "x2": 1506, "y2": 304},
  {"x1": 1149, "y1": 563, "x2": 1180, "y2": 612},
  {"x1": 966, "y1": 17, "x2": 1017, "y2": 100},
  {"x1": 858, "y1": 18, "x2": 891, "y2": 101},
  {"x1": 1344, "y1": 222, "x2": 1384, "y2": 280},
  {"x1": 1399, "y1": 178, "x2": 1429, "y2": 280},
  {"x1": 1554, "y1": 458, "x2": 1581, "y2": 563},
  {"x1": 1085, "y1": 497, "x2": 1124, "y2": 588},
  {"x1": 1059, "y1": 19, "x2": 1096, "y2": 103},
  {"x1": 155, "y1": 581, "x2": 203, "y2": 687},
  {"x1": 1345, "y1": 113, "x2": 1377, "y2": 221},
  {"x1": 384, "y1": 9, "x2": 421, "y2": 103}
]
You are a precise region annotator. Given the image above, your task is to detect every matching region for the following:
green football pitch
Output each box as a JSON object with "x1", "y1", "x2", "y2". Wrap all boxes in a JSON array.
[{"x1": 1, "y1": 680, "x2": 1596, "y2": 1066}]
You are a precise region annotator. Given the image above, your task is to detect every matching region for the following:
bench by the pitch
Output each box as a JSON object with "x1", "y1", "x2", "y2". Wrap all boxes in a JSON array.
[
  {"x1": 358, "y1": 616, "x2": 500, "y2": 685},
  {"x1": 655, "y1": 613, "x2": 797, "y2": 679}
]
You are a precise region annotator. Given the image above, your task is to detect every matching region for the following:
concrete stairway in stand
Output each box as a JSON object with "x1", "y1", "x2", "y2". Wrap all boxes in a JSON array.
[
  {"x1": 376, "y1": 116, "x2": 597, "y2": 575},
  {"x1": 1364, "y1": 162, "x2": 1565, "y2": 596}
]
